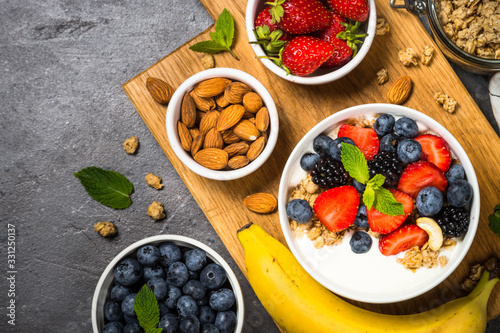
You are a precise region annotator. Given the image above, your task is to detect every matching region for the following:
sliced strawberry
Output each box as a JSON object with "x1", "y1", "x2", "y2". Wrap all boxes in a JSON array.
[
  {"x1": 326, "y1": 0, "x2": 369, "y2": 22},
  {"x1": 415, "y1": 134, "x2": 452, "y2": 172},
  {"x1": 397, "y1": 161, "x2": 448, "y2": 198},
  {"x1": 281, "y1": 36, "x2": 334, "y2": 76},
  {"x1": 269, "y1": 0, "x2": 330, "y2": 35},
  {"x1": 367, "y1": 189, "x2": 413, "y2": 234},
  {"x1": 378, "y1": 224, "x2": 429, "y2": 256},
  {"x1": 313, "y1": 185, "x2": 359, "y2": 232},
  {"x1": 337, "y1": 124, "x2": 380, "y2": 160}
]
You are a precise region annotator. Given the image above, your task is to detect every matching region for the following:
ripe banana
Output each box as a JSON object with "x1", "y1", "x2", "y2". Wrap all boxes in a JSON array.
[{"x1": 237, "y1": 223, "x2": 499, "y2": 333}]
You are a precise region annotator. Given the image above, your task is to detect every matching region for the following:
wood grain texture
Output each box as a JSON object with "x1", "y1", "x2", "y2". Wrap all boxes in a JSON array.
[{"x1": 123, "y1": 0, "x2": 500, "y2": 323}]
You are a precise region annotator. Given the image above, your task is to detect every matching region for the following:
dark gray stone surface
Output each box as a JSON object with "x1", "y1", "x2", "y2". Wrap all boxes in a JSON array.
[{"x1": 0, "y1": 0, "x2": 498, "y2": 332}]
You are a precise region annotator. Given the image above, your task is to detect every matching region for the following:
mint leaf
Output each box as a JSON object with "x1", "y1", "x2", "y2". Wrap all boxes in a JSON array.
[
  {"x1": 368, "y1": 174, "x2": 386, "y2": 190},
  {"x1": 74, "y1": 167, "x2": 133, "y2": 209},
  {"x1": 363, "y1": 186, "x2": 375, "y2": 210},
  {"x1": 373, "y1": 188, "x2": 404, "y2": 216},
  {"x1": 488, "y1": 205, "x2": 500, "y2": 237},
  {"x1": 340, "y1": 142, "x2": 369, "y2": 184},
  {"x1": 189, "y1": 40, "x2": 228, "y2": 54},
  {"x1": 134, "y1": 285, "x2": 161, "y2": 333}
]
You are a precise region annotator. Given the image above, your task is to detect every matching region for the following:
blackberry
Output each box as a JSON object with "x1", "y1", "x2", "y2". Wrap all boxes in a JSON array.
[
  {"x1": 435, "y1": 206, "x2": 469, "y2": 237},
  {"x1": 310, "y1": 157, "x2": 350, "y2": 189},
  {"x1": 368, "y1": 151, "x2": 405, "y2": 188}
]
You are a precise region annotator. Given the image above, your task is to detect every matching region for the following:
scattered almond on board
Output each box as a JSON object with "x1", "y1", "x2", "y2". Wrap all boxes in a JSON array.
[
  {"x1": 243, "y1": 193, "x2": 277, "y2": 214},
  {"x1": 146, "y1": 77, "x2": 174, "y2": 104},
  {"x1": 387, "y1": 75, "x2": 412, "y2": 105}
]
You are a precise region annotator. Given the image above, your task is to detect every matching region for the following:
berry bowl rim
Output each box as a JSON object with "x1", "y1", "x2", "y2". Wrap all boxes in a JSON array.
[
  {"x1": 245, "y1": 0, "x2": 377, "y2": 85},
  {"x1": 166, "y1": 67, "x2": 279, "y2": 181},
  {"x1": 277, "y1": 103, "x2": 480, "y2": 303},
  {"x1": 91, "y1": 235, "x2": 245, "y2": 332}
]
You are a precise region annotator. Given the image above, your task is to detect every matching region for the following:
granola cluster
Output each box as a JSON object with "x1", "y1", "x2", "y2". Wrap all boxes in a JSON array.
[
  {"x1": 397, "y1": 238, "x2": 457, "y2": 272},
  {"x1": 434, "y1": 92, "x2": 458, "y2": 113},
  {"x1": 436, "y1": 0, "x2": 500, "y2": 59}
]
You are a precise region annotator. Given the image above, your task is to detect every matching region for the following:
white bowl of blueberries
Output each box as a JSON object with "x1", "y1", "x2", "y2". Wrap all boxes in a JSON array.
[{"x1": 92, "y1": 235, "x2": 244, "y2": 333}]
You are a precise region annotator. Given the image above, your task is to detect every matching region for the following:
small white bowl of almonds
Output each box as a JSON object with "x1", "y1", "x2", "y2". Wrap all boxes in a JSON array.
[{"x1": 166, "y1": 68, "x2": 279, "y2": 181}]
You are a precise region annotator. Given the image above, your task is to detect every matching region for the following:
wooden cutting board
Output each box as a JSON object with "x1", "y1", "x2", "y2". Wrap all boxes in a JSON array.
[{"x1": 123, "y1": 0, "x2": 500, "y2": 323}]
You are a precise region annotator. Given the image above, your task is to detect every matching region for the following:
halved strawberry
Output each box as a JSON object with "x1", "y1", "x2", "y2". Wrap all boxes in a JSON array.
[
  {"x1": 337, "y1": 124, "x2": 380, "y2": 160},
  {"x1": 378, "y1": 224, "x2": 429, "y2": 256},
  {"x1": 367, "y1": 189, "x2": 413, "y2": 234},
  {"x1": 397, "y1": 161, "x2": 447, "y2": 198},
  {"x1": 313, "y1": 185, "x2": 359, "y2": 232},
  {"x1": 415, "y1": 134, "x2": 452, "y2": 172}
]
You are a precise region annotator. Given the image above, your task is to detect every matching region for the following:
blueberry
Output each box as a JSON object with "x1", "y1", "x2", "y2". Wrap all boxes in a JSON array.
[
  {"x1": 286, "y1": 199, "x2": 313, "y2": 223},
  {"x1": 397, "y1": 139, "x2": 422, "y2": 163},
  {"x1": 200, "y1": 263, "x2": 227, "y2": 290},
  {"x1": 183, "y1": 279, "x2": 207, "y2": 300},
  {"x1": 313, "y1": 135, "x2": 334, "y2": 157},
  {"x1": 121, "y1": 293, "x2": 137, "y2": 317},
  {"x1": 196, "y1": 294, "x2": 210, "y2": 307},
  {"x1": 447, "y1": 180, "x2": 472, "y2": 208},
  {"x1": 214, "y1": 310, "x2": 237, "y2": 333},
  {"x1": 188, "y1": 269, "x2": 200, "y2": 281},
  {"x1": 147, "y1": 277, "x2": 168, "y2": 300},
  {"x1": 164, "y1": 285, "x2": 183, "y2": 309},
  {"x1": 300, "y1": 153, "x2": 321, "y2": 171},
  {"x1": 380, "y1": 133, "x2": 401, "y2": 153},
  {"x1": 394, "y1": 117, "x2": 419, "y2": 138},
  {"x1": 103, "y1": 321, "x2": 124, "y2": 333},
  {"x1": 111, "y1": 285, "x2": 132, "y2": 302},
  {"x1": 349, "y1": 231, "x2": 372, "y2": 254},
  {"x1": 179, "y1": 315, "x2": 201, "y2": 333},
  {"x1": 159, "y1": 301, "x2": 170, "y2": 317},
  {"x1": 166, "y1": 261, "x2": 189, "y2": 287},
  {"x1": 177, "y1": 295, "x2": 199, "y2": 318},
  {"x1": 201, "y1": 323, "x2": 220, "y2": 333},
  {"x1": 158, "y1": 313, "x2": 179, "y2": 333},
  {"x1": 353, "y1": 179, "x2": 366, "y2": 194},
  {"x1": 124, "y1": 314, "x2": 138, "y2": 323},
  {"x1": 354, "y1": 204, "x2": 368, "y2": 228},
  {"x1": 159, "y1": 243, "x2": 183, "y2": 267},
  {"x1": 446, "y1": 164, "x2": 465, "y2": 184},
  {"x1": 209, "y1": 288, "x2": 235, "y2": 312},
  {"x1": 416, "y1": 186, "x2": 443, "y2": 216},
  {"x1": 137, "y1": 244, "x2": 161, "y2": 266},
  {"x1": 143, "y1": 264, "x2": 165, "y2": 281},
  {"x1": 184, "y1": 248, "x2": 207, "y2": 272},
  {"x1": 115, "y1": 258, "x2": 143, "y2": 286},
  {"x1": 124, "y1": 321, "x2": 144, "y2": 333},
  {"x1": 374, "y1": 114, "x2": 396, "y2": 137},
  {"x1": 198, "y1": 305, "x2": 216, "y2": 324},
  {"x1": 329, "y1": 137, "x2": 356, "y2": 161},
  {"x1": 104, "y1": 301, "x2": 124, "y2": 322}
]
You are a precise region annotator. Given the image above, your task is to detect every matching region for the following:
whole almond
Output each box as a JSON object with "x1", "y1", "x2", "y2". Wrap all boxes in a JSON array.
[
  {"x1": 243, "y1": 193, "x2": 277, "y2": 214},
  {"x1": 387, "y1": 75, "x2": 412, "y2": 104},
  {"x1": 146, "y1": 77, "x2": 174, "y2": 105},
  {"x1": 221, "y1": 129, "x2": 241, "y2": 145},
  {"x1": 246, "y1": 136, "x2": 266, "y2": 161},
  {"x1": 199, "y1": 110, "x2": 220, "y2": 135},
  {"x1": 191, "y1": 134, "x2": 204, "y2": 156},
  {"x1": 224, "y1": 82, "x2": 252, "y2": 104},
  {"x1": 260, "y1": 131, "x2": 269, "y2": 143},
  {"x1": 189, "y1": 128, "x2": 200, "y2": 138},
  {"x1": 194, "y1": 78, "x2": 232, "y2": 97},
  {"x1": 223, "y1": 141, "x2": 250, "y2": 157},
  {"x1": 194, "y1": 148, "x2": 228, "y2": 170},
  {"x1": 242, "y1": 110, "x2": 255, "y2": 119},
  {"x1": 181, "y1": 93, "x2": 197, "y2": 128},
  {"x1": 190, "y1": 90, "x2": 215, "y2": 111},
  {"x1": 233, "y1": 119, "x2": 260, "y2": 141},
  {"x1": 196, "y1": 110, "x2": 205, "y2": 125},
  {"x1": 228, "y1": 155, "x2": 250, "y2": 169},
  {"x1": 217, "y1": 104, "x2": 246, "y2": 131},
  {"x1": 243, "y1": 92, "x2": 263, "y2": 113},
  {"x1": 255, "y1": 107, "x2": 270, "y2": 131},
  {"x1": 178, "y1": 121, "x2": 193, "y2": 151},
  {"x1": 204, "y1": 128, "x2": 224, "y2": 149},
  {"x1": 215, "y1": 93, "x2": 230, "y2": 108}
]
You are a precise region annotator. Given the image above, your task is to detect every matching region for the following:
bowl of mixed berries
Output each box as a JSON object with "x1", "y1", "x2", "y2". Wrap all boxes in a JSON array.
[
  {"x1": 92, "y1": 235, "x2": 244, "y2": 333},
  {"x1": 278, "y1": 103, "x2": 479, "y2": 303},
  {"x1": 245, "y1": 0, "x2": 376, "y2": 84}
]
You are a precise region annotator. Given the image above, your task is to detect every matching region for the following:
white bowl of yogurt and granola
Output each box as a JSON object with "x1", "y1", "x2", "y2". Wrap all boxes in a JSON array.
[{"x1": 278, "y1": 103, "x2": 479, "y2": 303}]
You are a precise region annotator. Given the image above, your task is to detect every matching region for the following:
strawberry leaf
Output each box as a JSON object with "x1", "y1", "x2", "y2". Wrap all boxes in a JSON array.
[{"x1": 373, "y1": 188, "x2": 404, "y2": 216}]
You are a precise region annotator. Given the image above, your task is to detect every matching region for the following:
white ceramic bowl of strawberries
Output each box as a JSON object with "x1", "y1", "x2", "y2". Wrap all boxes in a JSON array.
[
  {"x1": 278, "y1": 103, "x2": 479, "y2": 303},
  {"x1": 246, "y1": 0, "x2": 377, "y2": 85}
]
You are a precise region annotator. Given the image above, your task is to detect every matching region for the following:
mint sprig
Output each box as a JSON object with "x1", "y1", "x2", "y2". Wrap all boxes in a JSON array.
[
  {"x1": 74, "y1": 167, "x2": 134, "y2": 209},
  {"x1": 340, "y1": 142, "x2": 404, "y2": 216},
  {"x1": 488, "y1": 204, "x2": 500, "y2": 237},
  {"x1": 189, "y1": 8, "x2": 239, "y2": 60},
  {"x1": 134, "y1": 285, "x2": 162, "y2": 333}
]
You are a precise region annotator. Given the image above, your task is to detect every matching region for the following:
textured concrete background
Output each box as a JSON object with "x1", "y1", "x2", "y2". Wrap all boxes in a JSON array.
[{"x1": 0, "y1": 0, "x2": 498, "y2": 332}]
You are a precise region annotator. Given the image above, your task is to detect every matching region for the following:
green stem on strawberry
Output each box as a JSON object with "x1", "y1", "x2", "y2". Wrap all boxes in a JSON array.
[{"x1": 337, "y1": 20, "x2": 367, "y2": 57}]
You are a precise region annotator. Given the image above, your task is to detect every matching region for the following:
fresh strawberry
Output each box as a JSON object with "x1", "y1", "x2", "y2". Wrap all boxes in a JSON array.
[
  {"x1": 397, "y1": 161, "x2": 448, "y2": 198},
  {"x1": 269, "y1": 0, "x2": 330, "y2": 34},
  {"x1": 321, "y1": 38, "x2": 352, "y2": 68},
  {"x1": 254, "y1": 7, "x2": 293, "y2": 41},
  {"x1": 378, "y1": 224, "x2": 429, "y2": 256},
  {"x1": 314, "y1": 11, "x2": 347, "y2": 41},
  {"x1": 367, "y1": 189, "x2": 413, "y2": 234},
  {"x1": 414, "y1": 134, "x2": 452, "y2": 172},
  {"x1": 326, "y1": 0, "x2": 369, "y2": 22},
  {"x1": 337, "y1": 124, "x2": 380, "y2": 160},
  {"x1": 313, "y1": 185, "x2": 359, "y2": 232},
  {"x1": 280, "y1": 36, "x2": 334, "y2": 76}
]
